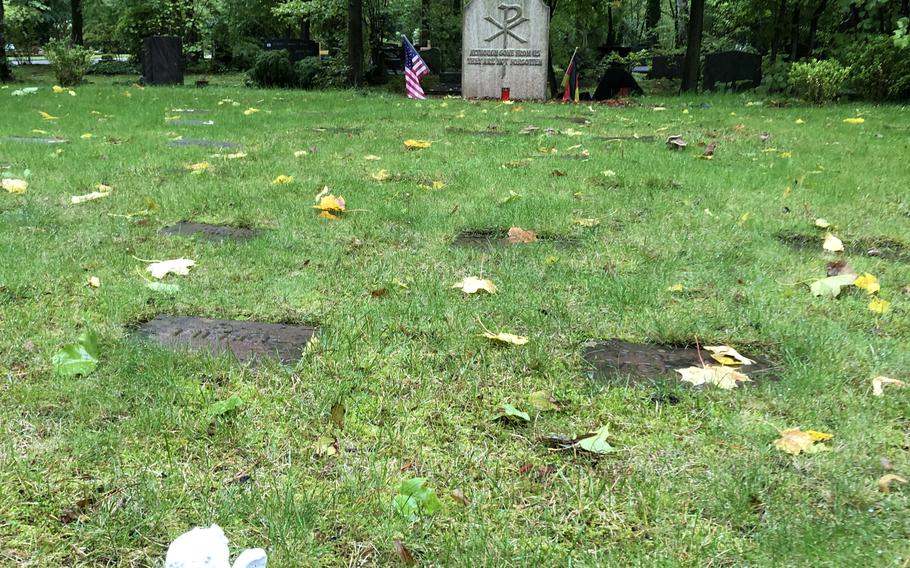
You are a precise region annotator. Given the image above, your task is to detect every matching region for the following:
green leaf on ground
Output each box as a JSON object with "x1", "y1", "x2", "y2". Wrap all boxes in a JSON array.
[
  {"x1": 810, "y1": 274, "x2": 857, "y2": 298},
  {"x1": 575, "y1": 425, "x2": 615, "y2": 454},
  {"x1": 393, "y1": 478, "x2": 442, "y2": 521},
  {"x1": 209, "y1": 394, "x2": 243, "y2": 417},
  {"x1": 52, "y1": 330, "x2": 99, "y2": 377}
]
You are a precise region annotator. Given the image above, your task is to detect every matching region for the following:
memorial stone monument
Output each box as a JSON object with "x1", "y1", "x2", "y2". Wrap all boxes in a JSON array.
[{"x1": 462, "y1": 0, "x2": 550, "y2": 100}]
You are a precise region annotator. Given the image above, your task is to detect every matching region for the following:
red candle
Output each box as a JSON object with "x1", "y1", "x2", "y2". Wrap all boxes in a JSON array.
[{"x1": 500, "y1": 87, "x2": 510, "y2": 102}]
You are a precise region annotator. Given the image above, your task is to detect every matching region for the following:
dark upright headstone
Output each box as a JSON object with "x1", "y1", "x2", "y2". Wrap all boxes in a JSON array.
[
  {"x1": 648, "y1": 55, "x2": 684, "y2": 79},
  {"x1": 142, "y1": 36, "x2": 184, "y2": 85},
  {"x1": 703, "y1": 51, "x2": 762, "y2": 91},
  {"x1": 419, "y1": 47, "x2": 441, "y2": 74},
  {"x1": 263, "y1": 39, "x2": 319, "y2": 62},
  {"x1": 593, "y1": 67, "x2": 643, "y2": 100}
]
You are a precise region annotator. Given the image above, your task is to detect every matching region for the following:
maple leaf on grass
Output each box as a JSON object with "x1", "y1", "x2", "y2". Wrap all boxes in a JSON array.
[
  {"x1": 482, "y1": 331, "x2": 528, "y2": 346},
  {"x1": 494, "y1": 403, "x2": 530, "y2": 422},
  {"x1": 146, "y1": 259, "x2": 195, "y2": 279},
  {"x1": 774, "y1": 428, "x2": 832, "y2": 455},
  {"x1": 810, "y1": 274, "x2": 857, "y2": 298},
  {"x1": 854, "y1": 273, "x2": 880, "y2": 295},
  {"x1": 452, "y1": 276, "x2": 497, "y2": 294},
  {"x1": 2, "y1": 179, "x2": 27, "y2": 194},
  {"x1": 822, "y1": 232, "x2": 844, "y2": 253},
  {"x1": 704, "y1": 345, "x2": 755, "y2": 366},
  {"x1": 528, "y1": 391, "x2": 562, "y2": 411},
  {"x1": 271, "y1": 175, "x2": 294, "y2": 185},
  {"x1": 676, "y1": 365, "x2": 752, "y2": 389},
  {"x1": 868, "y1": 297, "x2": 890, "y2": 314},
  {"x1": 312, "y1": 195, "x2": 346, "y2": 215},
  {"x1": 52, "y1": 330, "x2": 99, "y2": 377}
]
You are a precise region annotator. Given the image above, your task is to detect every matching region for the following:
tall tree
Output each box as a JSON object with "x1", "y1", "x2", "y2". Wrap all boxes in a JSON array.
[
  {"x1": 0, "y1": 0, "x2": 10, "y2": 82},
  {"x1": 646, "y1": 0, "x2": 662, "y2": 41},
  {"x1": 680, "y1": 0, "x2": 704, "y2": 91},
  {"x1": 347, "y1": 0, "x2": 363, "y2": 86},
  {"x1": 71, "y1": 0, "x2": 83, "y2": 45}
]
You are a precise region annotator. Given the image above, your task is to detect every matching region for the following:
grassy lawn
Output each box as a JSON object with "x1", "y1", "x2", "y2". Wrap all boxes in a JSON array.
[{"x1": 2, "y1": 67, "x2": 909, "y2": 566}]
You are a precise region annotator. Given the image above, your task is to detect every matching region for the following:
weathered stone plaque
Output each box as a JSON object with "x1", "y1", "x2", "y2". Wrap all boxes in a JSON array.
[
  {"x1": 582, "y1": 339, "x2": 776, "y2": 386},
  {"x1": 137, "y1": 316, "x2": 316, "y2": 363},
  {"x1": 462, "y1": 0, "x2": 549, "y2": 100},
  {"x1": 159, "y1": 222, "x2": 258, "y2": 241}
]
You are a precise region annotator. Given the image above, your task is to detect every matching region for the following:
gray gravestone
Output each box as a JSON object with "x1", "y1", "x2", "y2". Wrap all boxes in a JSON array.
[{"x1": 462, "y1": 0, "x2": 549, "y2": 100}]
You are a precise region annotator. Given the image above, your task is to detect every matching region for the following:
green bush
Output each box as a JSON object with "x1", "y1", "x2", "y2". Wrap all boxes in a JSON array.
[
  {"x1": 788, "y1": 58, "x2": 849, "y2": 103},
  {"x1": 249, "y1": 49, "x2": 296, "y2": 88},
  {"x1": 44, "y1": 39, "x2": 94, "y2": 87},
  {"x1": 87, "y1": 60, "x2": 140, "y2": 76},
  {"x1": 759, "y1": 55, "x2": 792, "y2": 94},
  {"x1": 295, "y1": 57, "x2": 321, "y2": 89},
  {"x1": 295, "y1": 55, "x2": 349, "y2": 89},
  {"x1": 844, "y1": 37, "x2": 910, "y2": 101}
]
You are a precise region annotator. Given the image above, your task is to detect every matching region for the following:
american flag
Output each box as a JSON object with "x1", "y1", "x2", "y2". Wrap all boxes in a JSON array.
[{"x1": 402, "y1": 36, "x2": 429, "y2": 100}]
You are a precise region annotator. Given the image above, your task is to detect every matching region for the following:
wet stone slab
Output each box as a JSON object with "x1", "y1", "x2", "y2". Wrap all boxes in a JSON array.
[
  {"x1": 5, "y1": 137, "x2": 69, "y2": 144},
  {"x1": 445, "y1": 127, "x2": 508, "y2": 137},
  {"x1": 777, "y1": 232, "x2": 910, "y2": 263},
  {"x1": 167, "y1": 119, "x2": 215, "y2": 126},
  {"x1": 582, "y1": 339, "x2": 777, "y2": 386},
  {"x1": 168, "y1": 139, "x2": 241, "y2": 149},
  {"x1": 452, "y1": 228, "x2": 576, "y2": 248},
  {"x1": 137, "y1": 316, "x2": 316, "y2": 363},
  {"x1": 559, "y1": 117, "x2": 592, "y2": 125},
  {"x1": 159, "y1": 222, "x2": 258, "y2": 241},
  {"x1": 312, "y1": 127, "x2": 362, "y2": 135}
]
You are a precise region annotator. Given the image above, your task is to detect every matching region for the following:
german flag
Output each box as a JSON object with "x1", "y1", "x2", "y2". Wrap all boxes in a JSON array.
[{"x1": 561, "y1": 49, "x2": 579, "y2": 103}]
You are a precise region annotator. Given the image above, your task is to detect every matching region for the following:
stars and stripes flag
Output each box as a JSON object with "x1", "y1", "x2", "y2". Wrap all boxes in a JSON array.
[{"x1": 403, "y1": 36, "x2": 429, "y2": 100}]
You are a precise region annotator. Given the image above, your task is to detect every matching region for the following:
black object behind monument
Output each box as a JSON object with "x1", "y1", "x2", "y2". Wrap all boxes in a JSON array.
[
  {"x1": 142, "y1": 36, "x2": 184, "y2": 85},
  {"x1": 263, "y1": 39, "x2": 319, "y2": 62},
  {"x1": 648, "y1": 55, "x2": 684, "y2": 79},
  {"x1": 593, "y1": 66, "x2": 643, "y2": 100},
  {"x1": 703, "y1": 51, "x2": 762, "y2": 91}
]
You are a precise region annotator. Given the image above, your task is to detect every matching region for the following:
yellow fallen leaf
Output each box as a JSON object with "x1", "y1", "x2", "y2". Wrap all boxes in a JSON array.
[
  {"x1": 39, "y1": 111, "x2": 59, "y2": 120},
  {"x1": 453, "y1": 277, "x2": 497, "y2": 294},
  {"x1": 364, "y1": 155, "x2": 381, "y2": 161},
  {"x1": 573, "y1": 218, "x2": 600, "y2": 227},
  {"x1": 823, "y1": 232, "x2": 844, "y2": 252},
  {"x1": 815, "y1": 218, "x2": 830, "y2": 229},
  {"x1": 80, "y1": 133, "x2": 93, "y2": 139},
  {"x1": 704, "y1": 345, "x2": 756, "y2": 366},
  {"x1": 779, "y1": 151, "x2": 792, "y2": 159},
  {"x1": 243, "y1": 107, "x2": 259, "y2": 115},
  {"x1": 854, "y1": 273, "x2": 880, "y2": 295},
  {"x1": 293, "y1": 150, "x2": 308, "y2": 157},
  {"x1": 2, "y1": 178, "x2": 27, "y2": 194},
  {"x1": 404, "y1": 139, "x2": 431, "y2": 150},
  {"x1": 96, "y1": 183, "x2": 112, "y2": 192},
  {"x1": 507, "y1": 227, "x2": 537, "y2": 244},
  {"x1": 52, "y1": 85, "x2": 65, "y2": 93},
  {"x1": 32, "y1": 129, "x2": 48, "y2": 135},
  {"x1": 431, "y1": 180, "x2": 446, "y2": 190},
  {"x1": 186, "y1": 161, "x2": 212, "y2": 174},
  {"x1": 843, "y1": 117, "x2": 865, "y2": 124},
  {"x1": 319, "y1": 210, "x2": 337, "y2": 220},
  {"x1": 271, "y1": 175, "x2": 294, "y2": 185},
  {"x1": 872, "y1": 376, "x2": 906, "y2": 397},
  {"x1": 675, "y1": 366, "x2": 752, "y2": 389},
  {"x1": 653, "y1": 106, "x2": 666, "y2": 111},
  {"x1": 88, "y1": 276, "x2": 101, "y2": 288},
  {"x1": 879, "y1": 474, "x2": 907, "y2": 494},
  {"x1": 795, "y1": 118, "x2": 805, "y2": 124},
  {"x1": 667, "y1": 283, "x2": 684, "y2": 292},
  {"x1": 481, "y1": 331, "x2": 529, "y2": 346},
  {"x1": 312, "y1": 195, "x2": 346, "y2": 213},
  {"x1": 869, "y1": 297, "x2": 890, "y2": 314},
  {"x1": 774, "y1": 428, "x2": 832, "y2": 455},
  {"x1": 147, "y1": 258, "x2": 195, "y2": 279},
  {"x1": 602, "y1": 170, "x2": 616, "y2": 177},
  {"x1": 783, "y1": 186, "x2": 792, "y2": 198},
  {"x1": 70, "y1": 191, "x2": 110, "y2": 204},
  {"x1": 371, "y1": 169, "x2": 390, "y2": 182}
]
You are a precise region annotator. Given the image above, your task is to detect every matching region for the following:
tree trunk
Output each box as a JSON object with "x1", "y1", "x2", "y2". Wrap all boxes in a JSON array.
[
  {"x1": 71, "y1": 0, "x2": 84, "y2": 45},
  {"x1": 676, "y1": 0, "x2": 688, "y2": 47},
  {"x1": 770, "y1": 0, "x2": 787, "y2": 58},
  {"x1": 789, "y1": 3, "x2": 800, "y2": 60},
  {"x1": 421, "y1": 0, "x2": 430, "y2": 45},
  {"x1": 646, "y1": 0, "x2": 662, "y2": 42},
  {"x1": 0, "y1": 0, "x2": 11, "y2": 82},
  {"x1": 545, "y1": 0, "x2": 560, "y2": 98},
  {"x1": 347, "y1": 0, "x2": 363, "y2": 86},
  {"x1": 607, "y1": 6, "x2": 615, "y2": 46},
  {"x1": 807, "y1": 0, "x2": 828, "y2": 54},
  {"x1": 681, "y1": 0, "x2": 703, "y2": 91}
]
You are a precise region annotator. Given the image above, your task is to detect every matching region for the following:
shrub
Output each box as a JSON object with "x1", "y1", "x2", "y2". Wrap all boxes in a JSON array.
[
  {"x1": 759, "y1": 55, "x2": 792, "y2": 94},
  {"x1": 295, "y1": 57, "x2": 321, "y2": 89},
  {"x1": 843, "y1": 37, "x2": 910, "y2": 101},
  {"x1": 44, "y1": 39, "x2": 94, "y2": 87},
  {"x1": 295, "y1": 55, "x2": 349, "y2": 89},
  {"x1": 788, "y1": 58, "x2": 849, "y2": 103},
  {"x1": 249, "y1": 49, "x2": 296, "y2": 88},
  {"x1": 87, "y1": 60, "x2": 140, "y2": 76}
]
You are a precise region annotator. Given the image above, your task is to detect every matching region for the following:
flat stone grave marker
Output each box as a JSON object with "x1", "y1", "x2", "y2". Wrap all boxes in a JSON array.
[
  {"x1": 312, "y1": 127, "x2": 362, "y2": 135},
  {"x1": 168, "y1": 139, "x2": 241, "y2": 149},
  {"x1": 159, "y1": 222, "x2": 259, "y2": 241},
  {"x1": 462, "y1": 0, "x2": 550, "y2": 100},
  {"x1": 167, "y1": 119, "x2": 215, "y2": 126},
  {"x1": 453, "y1": 228, "x2": 574, "y2": 248},
  {"x1": 600, "y1": 135, "x2": 655, "y2": 142},
  {"x1": 5, "y1": 136, "x2": 69, "y2": 144},
  {"x1": 445, "y1": 127, "x2": 507, "y2": 137},
  {"x1": 582, "y1": 339, "x2": 776, "y2": 386},
  {"x1": 559, "y1": 117, "x2": 591, "y2": 125},
  {"x1": 777, "y1": 232, "x2": 910, "y2": 263},
  {"x1": 136, "y1": 316, "x2": 316, "y2": 363},
  {"x1": 172, "y1": 109, "x2": 210, "y2": 114}
]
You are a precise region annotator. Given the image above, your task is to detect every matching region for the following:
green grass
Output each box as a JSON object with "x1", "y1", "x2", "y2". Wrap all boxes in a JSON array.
[{"x1": 2, "y1": 68, "x2": 909, "y2": 566}]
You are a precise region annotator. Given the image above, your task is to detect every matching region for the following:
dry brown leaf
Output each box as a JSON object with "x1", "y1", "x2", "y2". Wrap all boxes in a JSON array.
[
  {"x1": 404, "y1": 139, "x2": 431, "y2": 150},
  {"x1": 872, "y1": 376, "x2": 906, "y2": 396},
  {"x1": 507, "y1": 227, "x2": 537, "y2": 244},
  {"x1": 878, "y1": 474, "x2": 907, "y2": 494},
  {"x1": 481, "y1": 331, "x2": 528, "y2": 346},
  {"x1": 393, "y1": 540, "x2": 416, "y2": 566},
  {"x1": 450, "y1": 489, "x2": 470, "y2": 506},
  {"x1": 774, "y1": 428, "x2": 832, "y2": 455},
  {"x1": 826, "y1": 260, "x2": 855, "y2": 277}
]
